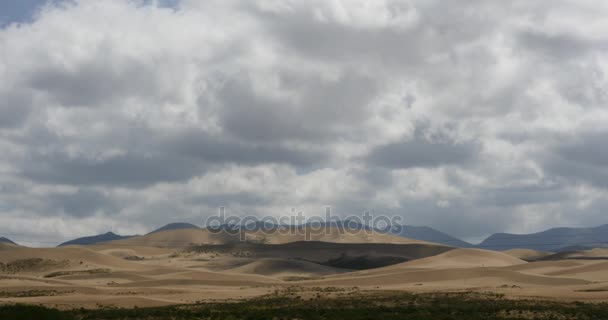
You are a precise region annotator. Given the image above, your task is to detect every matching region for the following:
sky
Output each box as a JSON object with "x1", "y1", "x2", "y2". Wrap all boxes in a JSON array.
[{"x1": 1, "y1": 0, "x2": 608, "y2": 246}]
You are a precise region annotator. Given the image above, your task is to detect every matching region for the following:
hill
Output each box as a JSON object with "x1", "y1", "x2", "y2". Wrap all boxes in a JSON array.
[
  {"x1": 148, "y1": 222, "x2": 200, "y2": 234},
  {"x1": 58, "y1": 232, "x2": 134, "y2": 247},
  {"x1": 109, "y1": 226, "x2": 442, "y2": 248},
  {"x1": 478, "y1": 224, "x2": 608, "y2": 251}
]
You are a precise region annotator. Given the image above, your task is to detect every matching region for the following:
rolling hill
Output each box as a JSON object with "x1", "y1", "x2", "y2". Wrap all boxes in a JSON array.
[{"x1": 147, "y1": 222, "x2": 200, "y2": 234}]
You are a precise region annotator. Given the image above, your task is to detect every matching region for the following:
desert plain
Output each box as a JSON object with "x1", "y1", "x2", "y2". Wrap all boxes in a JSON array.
[{"x1": 2, "y1": 226, "x2": 608, "y2": 311}]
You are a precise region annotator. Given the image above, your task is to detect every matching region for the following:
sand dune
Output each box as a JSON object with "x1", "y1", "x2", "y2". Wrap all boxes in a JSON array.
[
  {"x1": 580, "y1": 248, "x2": 608, "y2": 258},
  {"x1": 504, "y1": 249, "x2": 552, "y2": 261},
  {"x1": 389, "y1": 248, "x2": 527, "y2": 269},
  {"x1": 226, "y1": 258, "x2": 349, "y2": 277},
  {"x1": 312, "y1": 266, "x2": 590, "y2": 288},
  {"x1": 0, "y1": 246, "x2": 152, "y2": 272},
  {"x1": 542, "y1": 248, "x2": 608, "y2": 261},
  {"x1": 507, "y1": 260, "x2": 590, "y2": 275},
  {"x1": 542, "y1": 261, "x2": 608, "y2": 281},
  {"x1": 183, "y1": 241, "x2": 453, "y2": 271},
  {"x1": 3, "y1": 230, "x2": 608, "y2": 308}
]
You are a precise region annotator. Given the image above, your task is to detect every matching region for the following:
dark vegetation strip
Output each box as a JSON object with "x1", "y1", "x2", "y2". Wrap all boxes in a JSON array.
[{"x1": 2, "y1": 291, "x2": 608, "y2": 320}]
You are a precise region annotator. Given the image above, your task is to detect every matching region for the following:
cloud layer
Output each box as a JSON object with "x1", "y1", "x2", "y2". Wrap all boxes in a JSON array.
[{"x1": 1, "y1": 0, "x2": 608, "y2": 245}]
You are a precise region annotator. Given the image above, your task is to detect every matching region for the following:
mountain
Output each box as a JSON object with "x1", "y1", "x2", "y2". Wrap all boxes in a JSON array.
[
  {"x1": 148, "y1": 222, "x2": 200, "y2": 235},
  {"x1": 394, "y1": 225, "x2": 473, "y2": 248},
  {"x1": 0, "y1": 237, "x2": 16, "y2": 245},
  {"x1": 58, "y1": 232, "x2": 134, "y2": 247},
  {"x1": 478, "y1": 224, "x2": 608, "y2": 252}
]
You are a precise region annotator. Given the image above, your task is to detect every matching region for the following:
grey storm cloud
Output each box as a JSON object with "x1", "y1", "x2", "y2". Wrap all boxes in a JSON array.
[
  {"x1": 1, "y1": 0, "x2": 608, "y2": 244},
  {"x1": 476, "y1": 184, "x2": 568, "y2": 208},
  {"x1": 25, "y1": 54, "x2": 162, "y2": 108},
  {"x1": 0, "y1": 91, "x2": 32, "y2": 128},
  {"x1": 543, "y1": 131, "x2": 608, "y2": 188},
  {"x1": 167, "y1": 129, "x2": 327, "y2": 167},
  {"x1": 516, "y1": 29, "x2": 597, "y2": 60},
  {"x1": 254, "y1": 0, "x2": 497, "y2": 68},
  {"x1": 366, "y1": 138, "x2": 480, "y2": 169},
  {"x1": 47, "y1": 188, "x2": 119, "y2": 217},
  {"x1": 185, "y1": 191, "x2": 268, "y2": 208},
  {"x1": 217, "y1": 71, "x2": 378, "y2": 142},
  {"x1": 21, "y1": 151, "x2": 204, "y2": 188}
]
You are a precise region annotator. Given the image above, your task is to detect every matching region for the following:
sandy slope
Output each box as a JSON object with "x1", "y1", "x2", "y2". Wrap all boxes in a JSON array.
[
  {"x1": 2, "y1": 236, "x2": 608, "y2": 308},
  {"x1": 390, "y1": 248, "x2": 527, "y2": 269},
  {"x1": 504, "y1": 249, "x2": 552, "y2": 261},
  {"x1": 225, "y1": 258, "x2": 349, "y2": 277},
  {"x1": 0, "y1": 246, "x2": 151, "y2": 271},
  {"x1": 541, "y1": 261, "x2": 608, "y2": 281},
  {"x1": 312, "y1": 266, "x2": 589, "y2": 287},
  {"x1": 544, "y1": 248, "x2": 608, "y2": 260}
]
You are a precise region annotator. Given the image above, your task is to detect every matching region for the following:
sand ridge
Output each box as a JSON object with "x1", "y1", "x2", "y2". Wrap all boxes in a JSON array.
[{"x1": 387, "y1": 248, "x2": 527, "y2": 269}]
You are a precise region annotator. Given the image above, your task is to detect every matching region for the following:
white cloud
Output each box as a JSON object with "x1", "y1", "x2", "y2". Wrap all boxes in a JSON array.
[{"x1": 1, "y1": 0, "x2": 608, "y2": 245}]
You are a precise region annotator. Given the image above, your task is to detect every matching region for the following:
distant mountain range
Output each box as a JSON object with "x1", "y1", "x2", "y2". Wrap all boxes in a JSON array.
[
  {"x1": 0, "y1": 237, "x2": 16, "y2": 245},
  {"x1": 56, "y1": 223, "x2": 201, "y2": 247},
  {"x1": 478, "y1": 224, "x2": 608, "y2": 252},
  {"x1": 58, "y1": 232, "x2": 135, "y2": 247},
  {"x1": 221, "y1": 221, "x2": 608, "y2": 251},
  {"x1": 53, "y1": 222, "x2": 608, "y2": 252}
]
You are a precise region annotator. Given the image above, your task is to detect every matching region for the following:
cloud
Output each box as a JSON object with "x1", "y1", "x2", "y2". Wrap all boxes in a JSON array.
[
  {"x1": 543, "y1": 131, "x2": 608, "y2": 188},
  {"x1": 516, "y1": 29, "x2": 595, "y2": 60},
  {"x1": 24, "y1": 53, "x2": 162, "y2": 108},
  {"x1": 167, "y1": 129, "x2": 327, "y2": 167},
  {"x1": 366, "y1": 137, "x2": 480, "y2": 169},
  {"x1": 0, "y1": 91, "x2": 31, "y2": 128},
  {"x1": 47, "y1": 188, "x2": 119, "y2": 217},
  {"x1": 21, "y1": 151, "x2": 204, "y2": 187},
  {"x1": 216, "y1": 70, "x2": 379, "y2": 143},
  {"x1": 1, "y1": 0, "x2": 608, "y2": 244}
]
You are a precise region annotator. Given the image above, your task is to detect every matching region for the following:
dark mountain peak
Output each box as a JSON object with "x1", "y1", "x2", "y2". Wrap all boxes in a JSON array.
[
  {"x1": 0, "y1": 237, "x2": 16, "y2": 245},
  {"x1": 58, "y1": 232, "x2": 135, "y2": 247}
]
